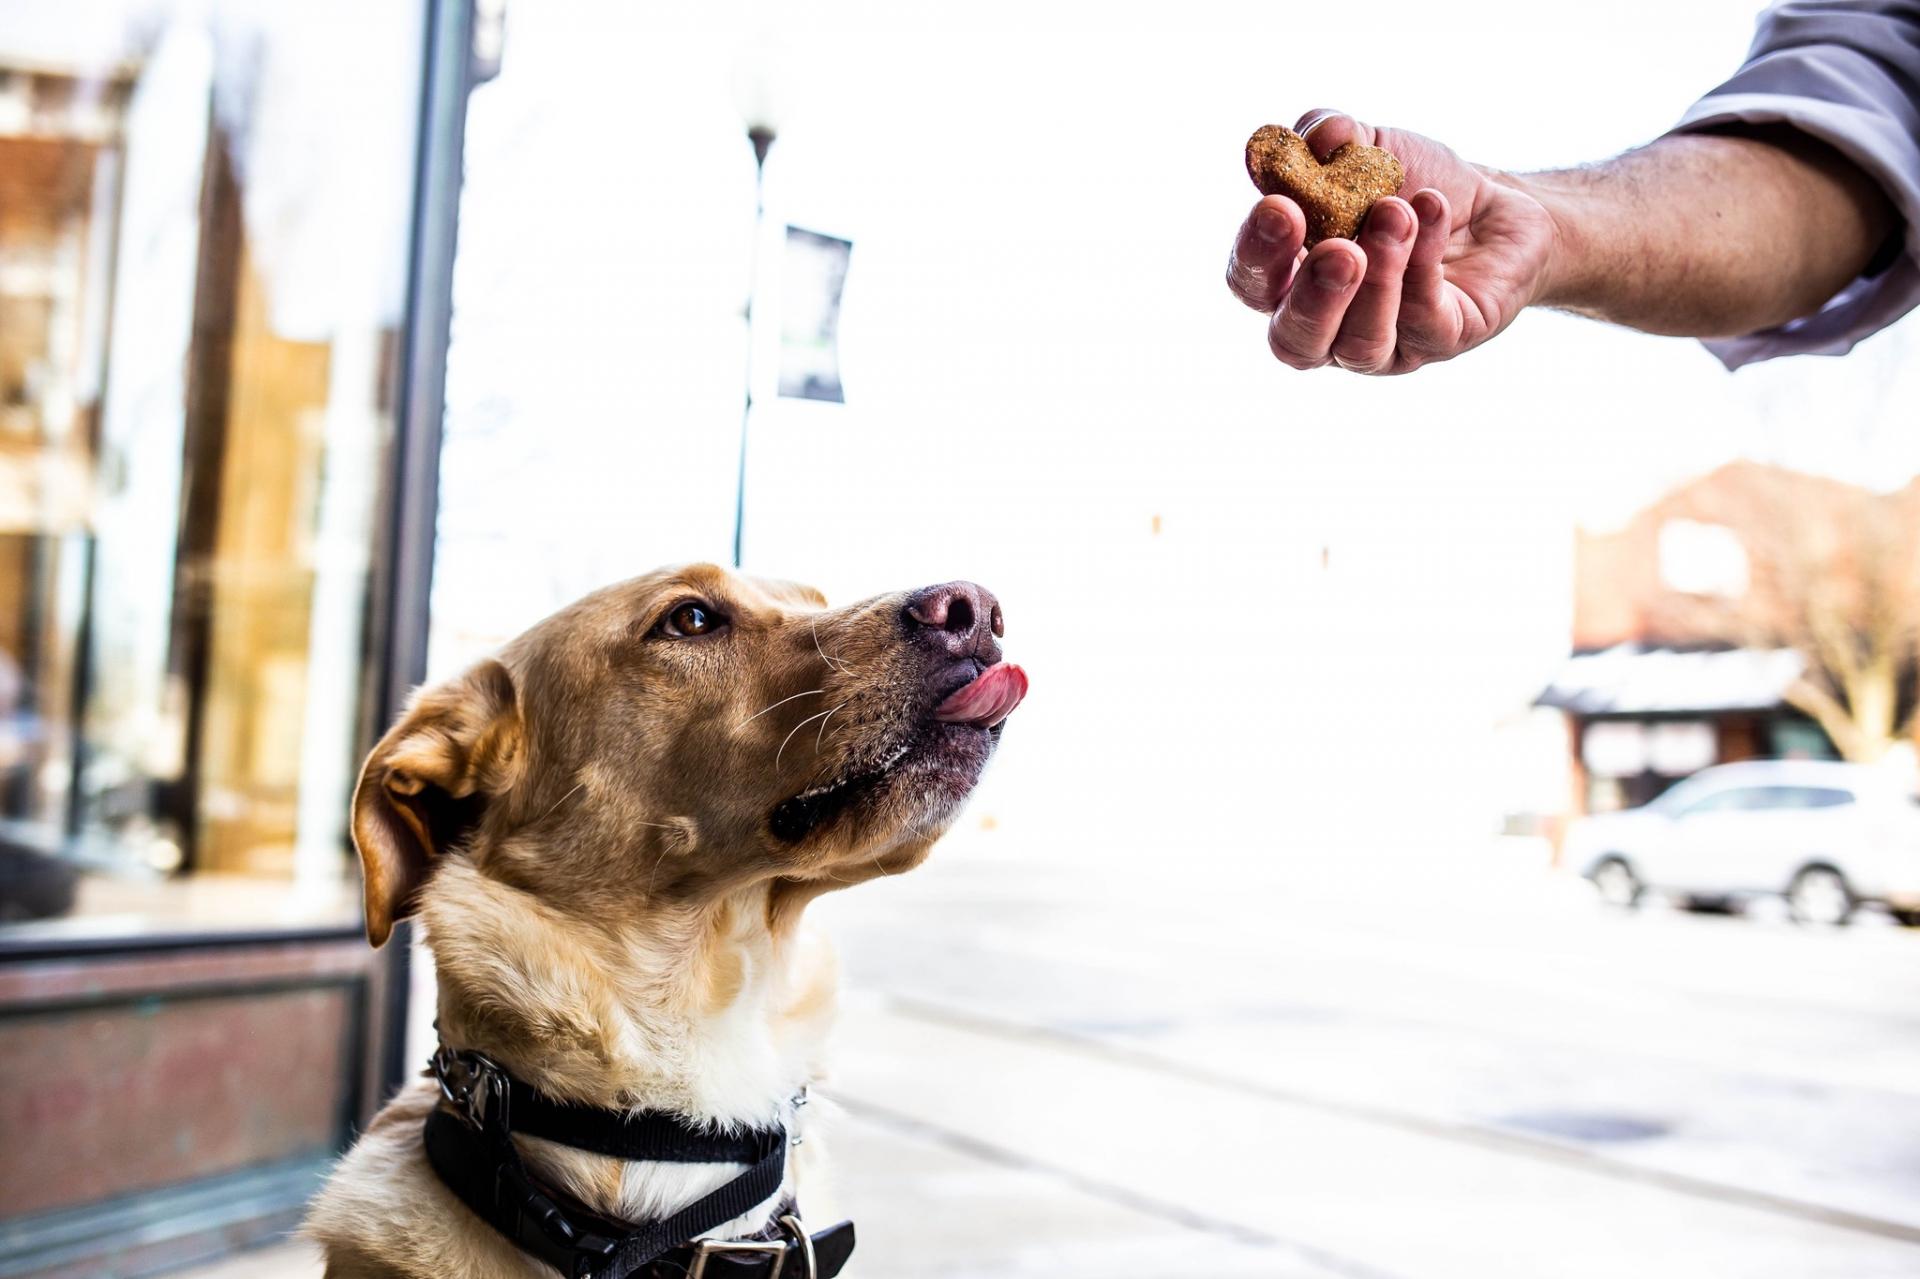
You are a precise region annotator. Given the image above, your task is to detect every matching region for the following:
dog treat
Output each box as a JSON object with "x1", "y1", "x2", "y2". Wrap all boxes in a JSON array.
[{"x1": 1245, "y1": 124, "x2": 1405, "y2": 247}]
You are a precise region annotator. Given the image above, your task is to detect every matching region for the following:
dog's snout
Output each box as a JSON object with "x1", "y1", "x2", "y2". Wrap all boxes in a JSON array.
[{"x1": 903, "y1": 581, "x2": 1003, "y2": 658}]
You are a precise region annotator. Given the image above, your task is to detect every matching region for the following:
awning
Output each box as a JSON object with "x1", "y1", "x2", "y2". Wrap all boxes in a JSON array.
[{"x1": 1535, "y1": 644, "x2": 1805, "y2": 716}]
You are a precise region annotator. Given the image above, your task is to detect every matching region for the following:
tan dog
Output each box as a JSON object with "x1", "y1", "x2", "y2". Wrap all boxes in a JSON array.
[{"x1": 306, "y1": 564, "x2": 1026, "y2": 1278}]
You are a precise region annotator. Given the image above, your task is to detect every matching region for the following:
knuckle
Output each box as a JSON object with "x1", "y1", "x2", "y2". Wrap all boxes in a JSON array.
[
  {"x1": 1362, "y1": 235, "x2": 1414, "y2": 270},
  {"x1": 1288, "y1": 284, "x2": 1345, "y2": 328},
  {"x1": 1331, "y1": 341, "x2": 1391, "y2": 375},
  {"x1": 1226, "y1": 260, "x2": 1274, "y2": 311},
  {"x1": 1395, "y1": 318, "x2": 1452, "y2": 359},
  {"x1": 1267, "y1": 325, "x2": 1322, "y2": 369}
]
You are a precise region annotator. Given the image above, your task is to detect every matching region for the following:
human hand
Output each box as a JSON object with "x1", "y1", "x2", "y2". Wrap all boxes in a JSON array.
[{"x1": 1226, "y1": 110, "x2": 1558, "y2": 375}]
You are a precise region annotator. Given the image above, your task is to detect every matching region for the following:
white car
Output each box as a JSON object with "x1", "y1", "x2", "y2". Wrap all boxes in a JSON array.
[{"x1": 1567, "y1": 760, "x2": 1920, "y2": 926}]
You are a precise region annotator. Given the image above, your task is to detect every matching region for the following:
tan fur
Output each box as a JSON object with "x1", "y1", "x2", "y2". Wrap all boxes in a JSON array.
[{"x1": 308, "y1": 565, "x2": 1003, "y2": 1278}]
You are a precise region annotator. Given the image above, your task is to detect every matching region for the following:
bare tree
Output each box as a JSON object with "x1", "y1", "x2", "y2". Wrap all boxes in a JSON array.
[{"x1": 1651, "y1": 466, "x2": 1920, "y2": 763}]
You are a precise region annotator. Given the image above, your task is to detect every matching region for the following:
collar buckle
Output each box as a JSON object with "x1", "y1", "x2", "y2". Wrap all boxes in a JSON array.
[
  {"x1": 431, "y1": 1043, "x2": 510, "y2": 1134},
  {"x1": 687, "y1": 1237, "x2": 786, "y2": 1279},
  {"x1": 687, "y1": 1214, "x2": 817, "y2": 1279}
]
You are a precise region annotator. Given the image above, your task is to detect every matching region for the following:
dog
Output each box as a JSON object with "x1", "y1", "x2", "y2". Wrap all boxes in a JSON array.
[{"x1": 306, "y1": 564, "x2": 1025, "y2": 1278}]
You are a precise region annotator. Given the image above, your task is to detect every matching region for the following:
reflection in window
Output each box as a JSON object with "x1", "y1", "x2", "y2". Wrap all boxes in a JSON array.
[{"x1": 0, "y1": 3, "x2": 423, "y2": 934}]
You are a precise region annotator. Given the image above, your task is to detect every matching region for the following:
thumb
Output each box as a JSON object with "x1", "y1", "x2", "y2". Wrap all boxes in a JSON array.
[{"x1": 1294, "y1": 109, "x2": 1374, "y2": 161}]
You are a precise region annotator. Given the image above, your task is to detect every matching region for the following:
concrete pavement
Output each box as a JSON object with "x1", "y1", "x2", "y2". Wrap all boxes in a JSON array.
[
  {"x1": 809, "y1": 828, "x2": 1920, "y2": 1277},
  {"x1": 177, "y1": 828, "x2": 1920, "y2": 1278}
]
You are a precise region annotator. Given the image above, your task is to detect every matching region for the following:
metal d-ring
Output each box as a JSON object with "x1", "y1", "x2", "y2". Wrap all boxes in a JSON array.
[{"x1": 780, "y1": 1215, "x2": 816, "y2": 1279}]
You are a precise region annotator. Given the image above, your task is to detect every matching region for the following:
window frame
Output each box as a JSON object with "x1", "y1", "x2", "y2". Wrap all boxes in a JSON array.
[{"x1": 0, "y1": 4, "x2": 473, "y2": 1272}]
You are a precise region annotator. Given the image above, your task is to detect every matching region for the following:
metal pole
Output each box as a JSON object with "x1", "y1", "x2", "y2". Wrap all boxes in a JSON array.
[
  {"x1": 732, "y1": 126, "x2": 774, "y2": 569},
  {"x1": 369, "y1": 0, "x2": 476, "y2": 1115}
]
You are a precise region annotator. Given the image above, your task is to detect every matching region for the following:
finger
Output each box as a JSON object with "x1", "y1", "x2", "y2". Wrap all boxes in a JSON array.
[
  {"x1": 1227, "y1": 195, "x2": 1307, "y2": 312},
  {"x1": 1294, "y1": 109, "x2": 1375, "y2": 160},
  {"x1": 1330, "y1": 198, "x2": 1416, "y2": 373},
  {"x1": 1268, "y1": 240, "x2": 1366, "y2": 369},
  {"x1": 1397, "y1": 188, "x2": 1461, "y2": 355}
]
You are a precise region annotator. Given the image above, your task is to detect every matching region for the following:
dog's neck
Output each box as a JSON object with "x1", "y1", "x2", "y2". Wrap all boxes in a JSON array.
[{"x1": 417, "y1": 858, "x2": 835, "y2": 1227}]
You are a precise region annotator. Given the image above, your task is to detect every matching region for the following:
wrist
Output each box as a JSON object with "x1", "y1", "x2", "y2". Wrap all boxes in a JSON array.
[{"x1": 1499, "y1": 167, "x2": 1599, "y2": 313}]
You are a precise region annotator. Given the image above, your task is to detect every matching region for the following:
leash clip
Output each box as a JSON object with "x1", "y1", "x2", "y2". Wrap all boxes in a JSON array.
[{"x1": 431, "y1": 1043, "x2": 510, "y2": 1134}]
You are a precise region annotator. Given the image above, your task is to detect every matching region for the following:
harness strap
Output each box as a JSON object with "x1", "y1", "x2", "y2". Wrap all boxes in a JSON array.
[
  {"x1": 504, "y1": 1080, "x2": 776, "y2": 1164},
  {"x1": 422, "y1": 1045, "x2": 853, "y2": 1279},
  {"x1": 594, "y1": 1122, "x2": 786, "y2": 1278}
]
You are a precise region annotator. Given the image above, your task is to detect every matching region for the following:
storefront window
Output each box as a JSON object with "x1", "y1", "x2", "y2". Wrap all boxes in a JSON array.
[{"x1": 0, "y1": 2, "x2": 426, "y2": 938}]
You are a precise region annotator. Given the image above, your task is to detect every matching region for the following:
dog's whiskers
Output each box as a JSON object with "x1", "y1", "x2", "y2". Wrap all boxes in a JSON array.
[
  {"x1": 734, "y1": 687, "x2": 825, "y2": 730},
  {"x1": 536, "y1": 782, "x2": 585, "y2": 824},
  {"x1": 776, "y1": 701, "x2": 848, "y2": 772},
  {"x1": 809, "y1": 614, "x2": 857, "y2": 676},
  {"x1": 538, "y1": 782, "x2": 688, "y2": 835},
  {"x1": 644, "y1": 844, "x2": 672, "y2": 898},
  {"x1": 814, "y1": 703, "x2": 844, "y2": 752}
]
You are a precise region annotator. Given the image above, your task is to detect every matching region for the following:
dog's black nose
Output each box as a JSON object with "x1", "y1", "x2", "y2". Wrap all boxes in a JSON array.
[{"x1": 903, "y1": 581, "x2": 1003, "y2": 660}]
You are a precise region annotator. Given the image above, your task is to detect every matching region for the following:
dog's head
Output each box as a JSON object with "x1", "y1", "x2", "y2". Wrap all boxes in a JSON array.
[{"x1": 350, "y1": 564, "x2": 1026, "y2": 945}]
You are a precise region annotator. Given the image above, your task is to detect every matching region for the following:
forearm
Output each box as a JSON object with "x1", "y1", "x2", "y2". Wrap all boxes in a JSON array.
[{"x1": 1517, "y1": 128, "x2": 1898, "y2": 339}]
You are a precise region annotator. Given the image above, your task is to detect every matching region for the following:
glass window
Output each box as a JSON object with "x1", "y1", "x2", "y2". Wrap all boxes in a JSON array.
[
  {"x1": 1770, "y1": 719, "x2": 1838, "y2": 761},
  {"x1": 1675, "y1": 788, "x2": 1754, "y2": 816},
  {"x1": 1677, "y1": 784, "x2": 1855, "y2": 815},
  {"x1": 1656, "y1": 519, "x2": 1748, "y2": 597},
  {"x1": 0, "y1": 2, "x2": 425, "y2": 939},
  {"x1": 1778, "y1": 786, "x2": 1854, "y2": 810},
  {"x1": 1646, "y1": 720, "x2": 1715, "y2": 777},
  {"x1": 1581, "y1": 721, "x2": 1648, "y2": 778}
]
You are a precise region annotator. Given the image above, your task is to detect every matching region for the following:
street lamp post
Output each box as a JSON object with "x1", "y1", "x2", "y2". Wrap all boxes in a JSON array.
[
  {"x1": 732, "y1": 122, "x2": 774, "y2": 569},
  {"x1": 730, "y1": 24, "x2": 791, "y2": 568}
]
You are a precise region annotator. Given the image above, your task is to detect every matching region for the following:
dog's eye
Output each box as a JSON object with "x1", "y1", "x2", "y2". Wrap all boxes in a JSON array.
[{"x1": 658, "y1": 601, "x2": 725, "y2": 638}]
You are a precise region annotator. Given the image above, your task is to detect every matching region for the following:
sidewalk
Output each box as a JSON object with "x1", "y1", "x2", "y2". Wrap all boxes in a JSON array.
[
  {"x1": 175, "y1": 831, "x2": 1920, "y2": 1279},
  {"x1": 186, "y1": 986, "x2": 1920, "y2": 1279},
  {"x1": 176, "y1": 1095, "x2": 1306, "y2": 1279}
]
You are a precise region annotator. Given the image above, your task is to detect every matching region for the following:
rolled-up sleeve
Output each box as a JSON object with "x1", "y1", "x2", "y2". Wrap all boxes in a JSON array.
[{"x1": 1668, "y1": 1, "x2": 1920, "y2": 369}]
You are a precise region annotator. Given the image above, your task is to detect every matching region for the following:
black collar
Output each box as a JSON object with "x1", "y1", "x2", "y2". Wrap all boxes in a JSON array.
[{"x1": 425, "y1": 1045, "x2": 855, "y2": 1279}]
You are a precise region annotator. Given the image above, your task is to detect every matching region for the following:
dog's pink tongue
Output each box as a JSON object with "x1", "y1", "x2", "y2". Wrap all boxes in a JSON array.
[{"x1": 934, "y1": 662, "x2": 1028, "y2": 728}]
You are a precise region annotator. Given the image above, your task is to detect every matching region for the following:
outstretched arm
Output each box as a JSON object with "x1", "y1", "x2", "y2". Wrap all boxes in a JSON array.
[
  {"x1": 1527, "y1": 124, "x2": 1897, "y2": 338},
  {"x1": 1226, "y1": 111, "x2": 1899, "y2": 375}
]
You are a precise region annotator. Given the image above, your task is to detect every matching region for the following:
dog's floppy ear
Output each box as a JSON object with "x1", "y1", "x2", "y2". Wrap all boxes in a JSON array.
[{"x1": 351, "y1": 659, "x2": 523, "y2": 947}]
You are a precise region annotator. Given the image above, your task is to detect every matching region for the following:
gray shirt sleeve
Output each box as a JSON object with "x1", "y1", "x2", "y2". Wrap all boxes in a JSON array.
[{"x1": 1667, "y1": 1, "x2": 1920, "y2": 369}]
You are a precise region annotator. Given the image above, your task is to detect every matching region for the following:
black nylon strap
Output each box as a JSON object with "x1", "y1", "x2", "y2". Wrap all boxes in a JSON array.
[
  {"x1": 422, "y1": 1047, "x2": 854, "y2": 1279},
  {"x1": 504, "y1": 1080, "x2": 776, "y2": 1164},
  {"x1": 426, "y1": 1106, "x2": 622, "y2": 1276},
  {"x1": 599, "y1": 1128, "x2": 788, "y2": 1277},
  {"x1": 425, "y1": 1105, "x2": 820, "y2": 1279}
]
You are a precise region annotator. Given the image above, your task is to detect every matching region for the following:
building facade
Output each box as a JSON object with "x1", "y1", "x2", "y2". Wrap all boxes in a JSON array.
[
  {"x1": 1539, "y1": 462, "x2": 1920, "y2": 818},
  {"x1": 0, "y1": 4, "x2": 477, "y2": 1274}
]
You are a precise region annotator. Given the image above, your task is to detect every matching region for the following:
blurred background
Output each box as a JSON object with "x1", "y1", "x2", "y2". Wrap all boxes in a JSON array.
[{"x1": 1, "y1": 1, "x2": 1917, "y2": 1277}]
